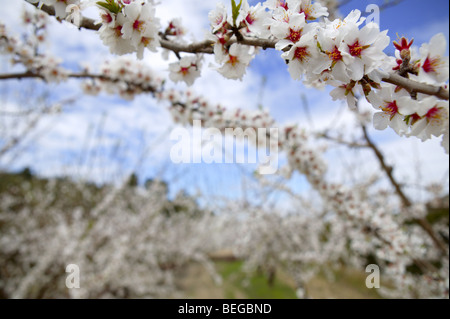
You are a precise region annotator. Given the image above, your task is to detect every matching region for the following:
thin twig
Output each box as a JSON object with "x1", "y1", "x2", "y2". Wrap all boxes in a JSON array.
[{"x1": 320, "y1": 132, "x2": 369, "y2": 148}]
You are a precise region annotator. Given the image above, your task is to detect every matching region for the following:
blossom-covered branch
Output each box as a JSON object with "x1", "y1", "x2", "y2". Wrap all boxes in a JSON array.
[
  {"x1": 12, "y1": 0, "x2": 448, "y2": 153},
  {"x1": 25, "y1": 0, "x2": 449, "y2": 100}
]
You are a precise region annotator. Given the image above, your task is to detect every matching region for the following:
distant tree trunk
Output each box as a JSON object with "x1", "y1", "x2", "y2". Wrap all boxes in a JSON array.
[{"x1": 267, "y1": 267, "x2": 276, "y2": 287}]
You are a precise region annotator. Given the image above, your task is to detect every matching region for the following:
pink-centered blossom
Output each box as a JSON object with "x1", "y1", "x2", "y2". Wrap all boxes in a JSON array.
[
  {"x1": 271, "y1": 12, "x2": 308, "y2": 50},
  {"x1": 239, "y1": 1, "x2": 271, "y2": 38},
  {"x1": 215, "y1": 43, "x2": 254, "y2": 80},
  {"x1": 340, "y1": 23, "x2": 390, "y2": 81},
  {"x1": 416, "y1": 33, "x2": 449, "y2": 85},
  {"x1": 367, "y1": 85, "x2": 411, "y2": 135},
  {"x1": 209, "y1": 3, "x2": 229, "y2": 34},
  {"x1": 289, "y1": 0, "x2": 329, "y2": 21},
  {"x1": 282, "y1": 32, "x2": 319, "y2": 80},
  {"x1": 169, "y1": 55, "x2": 202, "y2": 86},
  {"x1": 121, "y1": 1, "x2": 160, "y2": 57},
  {"x1": 408, "y1": 97, "x2": 449, "y2": 144}
]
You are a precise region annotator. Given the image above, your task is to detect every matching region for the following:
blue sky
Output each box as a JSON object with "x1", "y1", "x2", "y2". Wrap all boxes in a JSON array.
[
  {"x1": 342, "y1": 0, "x2": 449, "y2": 52},
  {"x1": 0, "y1": 0, "x2": 448, "y2": 207}
]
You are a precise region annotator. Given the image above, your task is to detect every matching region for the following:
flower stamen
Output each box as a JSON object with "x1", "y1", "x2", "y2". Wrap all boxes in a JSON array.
[
  {"x1": 382, "y1": 101, "x2": 399, "y2": 120},
  {"x1": 286, "y1": 28, "x2": 302, "y2": 43},
  {"x1": 133, "y1": 20, "x2": 145, "y2": 32},
  {"x1": 422, "y1": 56, "x2": 441, "y2": 73},
  {"x1": 348, "y1": 40, "x2": 370, "y2": 58},
  {"x1": 293, "y1": 46, "x2": 310, "y2": 62}
]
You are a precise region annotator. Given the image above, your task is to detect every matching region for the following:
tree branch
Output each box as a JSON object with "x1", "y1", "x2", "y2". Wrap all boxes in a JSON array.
[
  {"x1": 24, "y1": 0, "x2": 449, "y2": 101},
  {"x1": 0, "y1": 71, "x2": 157, "y2": 93},
  {"x1": 362, "y1": 125, "x2": 410, "y2": 207},
  {"x1": 383, "y1": 73, "x2": 449, "y2": 100},
  {"x1": 361, "y1": 125, "x2": 448, "y2": 256},
  {"x1": 159, "y1": 38, "x2": 214, "y2": 54},
  {"x1": 0, "y1": 72, "x2": 45, "y2": 81}
]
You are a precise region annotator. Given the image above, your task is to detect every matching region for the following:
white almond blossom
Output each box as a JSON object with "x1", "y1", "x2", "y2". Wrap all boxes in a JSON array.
[
  {"x1": 367, "y1": 85, "x2": 411, "y2": 135},
  {"x1": 99, "y1": 13, "x2": 135, "y2": 55},
  {"x1": 271, "y1": 11, "x2": 308, "y2": 50},
  {"x1": 282, "y1": 31, "x2": 320, "y2": 80},
  {"x1": 264, "y1": 0, "x2": 290, "y2": 11},
  {"x1": 215, "y1": 43, "x2": 254, "y2": 80},
  {"x1": 329, "y1": 81, "x2": 359, "y2": 109},
  {"x1": 289, "y1": 0, "x2": 329, "y2": 21},
  {"x1": 415, "y1": 33, "x2": 450, "y2": 85},
  {"x1": 121, "y1": 1, "x2": 160, "y2": 56},
  {"x1": 321, "y1": 9, "x2": 365, "y2": 38},
  {"x1": 340, "y1": 22, "x2": 390, "y2": 81},
  {"x1": 208, "y1": 3, "x2": 229, "y2": 33},
  {"x1": 165, "y1": 18, "x2": 186, "y2": 39},
  {"x1": 408, "y1": 97, "x2": 449, "y2": 143},
  {"x1": 239, "y1": 1, "x2": 271, "y2": 38},
  {"x1": 169, "y1": 55, "x2": 202, "y2": 86},
  {"x1": 316, "y1": 29, "x2": 350, "y2": 83}
]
